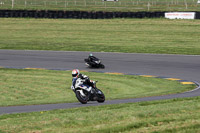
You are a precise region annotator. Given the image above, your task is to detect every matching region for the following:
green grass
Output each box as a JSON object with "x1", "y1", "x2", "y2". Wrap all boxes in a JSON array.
[
  {"x1": 0, "y1": 96, "x2": 200, "y2": 132},
  {"x1": 0, "y1": 68, "x2": 195, "y2": 106},
  {"x1": 0, "y1": 18, "x2": 200, "y2": 55},
  {"x1": 0, "y1": 0, "x2": 200, "y2": 11}
]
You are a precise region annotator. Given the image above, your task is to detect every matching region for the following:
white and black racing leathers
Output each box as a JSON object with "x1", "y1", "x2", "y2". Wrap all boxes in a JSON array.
[{"x1": 71, "y1": 74, "x2": 95, "y2": 93}]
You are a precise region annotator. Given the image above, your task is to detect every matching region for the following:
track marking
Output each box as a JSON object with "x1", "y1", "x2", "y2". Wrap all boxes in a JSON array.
[
  {"x1": 25, "y1": 68, "x2": 45, "y2": 70},
  {"x1": 105, "y1": 72, "x2": 124, "y2": 75},
  {"x1": 80, "y1": 70, "x2": 88, "y2": 72},
  {"x1": 140, "y1": 75, "x2": 157, "y2": 78},
  {"x1": 181, "y1": 82, "x2": 195, "y2": 85},
  {"x1": 165, "y1": 78, "x2": 182, "y2": 81}
]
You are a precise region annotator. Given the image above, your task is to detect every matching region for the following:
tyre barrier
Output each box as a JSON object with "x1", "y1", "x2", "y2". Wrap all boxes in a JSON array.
[
  {"x1": 196, "y1": 12, "x2": 200, "y2": 19},
  {"x1": 0, "y1": 10, "x2": 199, "y2": 19},
  {"x1": 0, "y1": 10, "x2": 165, "y2": 19}
]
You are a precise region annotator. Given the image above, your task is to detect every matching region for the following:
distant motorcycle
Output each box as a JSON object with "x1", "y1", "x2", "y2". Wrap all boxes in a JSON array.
[
  {"x1": 84, "y1": 58, "x2": 105, "y2": 68},
  {"x1": 74, "y1": 80, "x2": 105, "y2": 104}
]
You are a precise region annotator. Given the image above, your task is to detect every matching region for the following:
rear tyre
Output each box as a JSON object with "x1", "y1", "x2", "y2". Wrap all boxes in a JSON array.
[
  {"x1": 100, "y1": 64, "x2": 105, "y2": 69},
  {"x1": 75, "y1": 90, "x2": 88, "y2": 104},
  {"x1": 96, "y1": 89, "x2": 105, "y2": 103}
]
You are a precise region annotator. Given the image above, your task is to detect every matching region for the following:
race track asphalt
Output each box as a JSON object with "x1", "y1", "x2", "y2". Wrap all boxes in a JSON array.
[{"x1": 0, "y1": 50, "x2": 200, "y2": 115}]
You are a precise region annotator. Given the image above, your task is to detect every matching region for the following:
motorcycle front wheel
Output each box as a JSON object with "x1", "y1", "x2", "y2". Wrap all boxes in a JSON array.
[{"x1": 75, "y1": 90, "x2": 89, "y2": 104}]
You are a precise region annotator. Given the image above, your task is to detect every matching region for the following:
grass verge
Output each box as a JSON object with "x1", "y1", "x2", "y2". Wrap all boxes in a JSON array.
[
  {"x1": 0, "y1": 18, "x2": 200, "y2": 55},
  {"x1": 0, "y1": 96, "x2": 200, "y2": 132},
  {"x1": 0, "y1": 68, "x2": 195, "y2": 106},
  {"x1": 0, "y1": 0, "x2": 200, "y2": 12}
]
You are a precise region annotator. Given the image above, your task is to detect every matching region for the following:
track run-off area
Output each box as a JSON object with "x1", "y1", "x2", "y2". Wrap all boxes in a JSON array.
[{"x1": 0, "y1": 49, "x2": 200, "y2": 115}]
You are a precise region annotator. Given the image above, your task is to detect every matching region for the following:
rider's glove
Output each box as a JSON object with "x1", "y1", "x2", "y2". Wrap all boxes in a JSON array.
[
  {"x1": 90, "y1": 80, "x2": 95, "y2": 83},
  {"x1": 71, "y1": 85, "x2": 75, "y2": 90}
]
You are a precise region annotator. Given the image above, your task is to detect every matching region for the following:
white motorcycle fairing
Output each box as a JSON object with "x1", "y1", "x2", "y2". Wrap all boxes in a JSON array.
[{"x1": 75, "y1": 78, "x2": 92, "y2": 92}]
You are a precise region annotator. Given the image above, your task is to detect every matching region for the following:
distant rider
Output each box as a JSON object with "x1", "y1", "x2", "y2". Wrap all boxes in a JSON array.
[
  {"x1": 88, "y1": 53, "x2": 98, "y2": 63},
  {"x1": 71, "y1": 69, "x2": 95, "y2": 93}
]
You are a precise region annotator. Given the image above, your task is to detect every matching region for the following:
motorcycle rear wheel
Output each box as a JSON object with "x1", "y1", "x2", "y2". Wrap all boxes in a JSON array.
[
  {"x1": 100, "y1": 64, "x2": 105, "y2": 69},
  {"x1": 96, "y1": 89, "x2": 105, "y2": 103}
]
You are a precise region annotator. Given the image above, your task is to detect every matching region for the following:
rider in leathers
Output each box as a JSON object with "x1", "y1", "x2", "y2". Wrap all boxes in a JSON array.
[
  {"x1": 87, "y1": 53, "x2": 98, "y2": 66},
  {"x1": 71, "y1": 69, "x2": 95, "y2": 93}
]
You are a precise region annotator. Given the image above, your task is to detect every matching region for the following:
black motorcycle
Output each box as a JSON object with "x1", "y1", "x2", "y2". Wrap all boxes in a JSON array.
[
  {"x1": 84, "y1": 58, "x2": 105, "y2": 68},
  {"x1": 74, "y1": 81, "x2": 105, "y2": 104}
]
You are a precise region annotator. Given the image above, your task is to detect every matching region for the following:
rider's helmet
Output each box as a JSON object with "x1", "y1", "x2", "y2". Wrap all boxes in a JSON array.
[
  {"x1": 72, "y1": 69, "x2": 80, "y2": 78},
  {"x1": 89, "y1": 53, "x2": 93, "y2": 57}
]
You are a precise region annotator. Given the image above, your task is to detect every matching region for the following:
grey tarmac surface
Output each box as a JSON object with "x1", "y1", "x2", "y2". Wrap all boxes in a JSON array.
[{"x1": 0, "y1": 50, "x2": 200, "y2": 115}]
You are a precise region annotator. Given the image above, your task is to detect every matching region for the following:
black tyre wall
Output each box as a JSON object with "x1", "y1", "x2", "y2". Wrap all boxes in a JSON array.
[
  {"x1": 1, "y1": 10, "x2": 199, "y2": 19},
  {"x1": 0, "y1": 10, "x2": 165, "y2": 19},
  {"x1": 196, "y1": 12, "x2": 200, "y2": 19}
]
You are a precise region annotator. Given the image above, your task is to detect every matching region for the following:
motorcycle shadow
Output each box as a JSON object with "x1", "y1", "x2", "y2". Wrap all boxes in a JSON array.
[{"x1": 75, "y1": 101, "x2": 106, "y2": 105}]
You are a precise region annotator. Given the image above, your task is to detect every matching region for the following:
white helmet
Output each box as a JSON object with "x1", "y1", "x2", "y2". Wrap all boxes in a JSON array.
[{"x1": 72, "y1": 69, "x2": 80, "y2": 78}]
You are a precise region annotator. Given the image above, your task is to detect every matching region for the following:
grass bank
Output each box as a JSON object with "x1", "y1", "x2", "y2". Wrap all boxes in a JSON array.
[
  {"x1": 0, "y1": 68, "x2": 195, "y2": 106},
  {"x1": 0, "y1": 97, "x2": 200, "y2": 132},
  {"x1": 0, "y1": 18, "x2": 200, "y2": 55},
  {"x1": 0, "y1": 0, "x2": 199, "y2": 12}
]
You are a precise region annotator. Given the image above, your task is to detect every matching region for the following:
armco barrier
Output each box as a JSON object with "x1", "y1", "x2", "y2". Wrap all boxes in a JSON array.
[{"x1": 0, "y1": 10, "x2": 199, "y2": 19}]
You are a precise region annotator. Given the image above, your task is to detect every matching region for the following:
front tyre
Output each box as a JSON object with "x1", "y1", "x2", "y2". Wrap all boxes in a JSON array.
[
  {"x1": 75, "y1": 90, "x2": 88, "y2": 104},
  {"x1": 84, "y1": 59, "x2": 89, "y2": 62}
]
